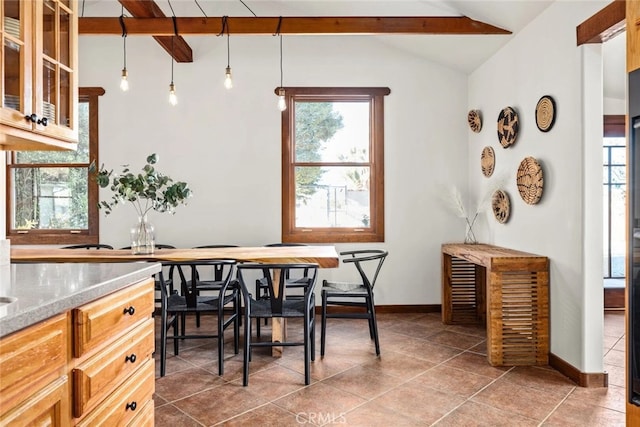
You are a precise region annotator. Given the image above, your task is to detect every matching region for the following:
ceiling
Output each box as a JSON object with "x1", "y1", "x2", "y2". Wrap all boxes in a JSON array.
[{"x1": 81, "y1": 0, "x2": 625, "y2": 100}]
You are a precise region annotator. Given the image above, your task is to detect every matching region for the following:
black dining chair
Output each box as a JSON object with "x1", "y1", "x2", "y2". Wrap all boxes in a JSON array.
[
  {"x1": 157, "y1": 259, "x2": 240, "y2": 377},
  {"x1": 255, "y1": 243, "x2": 311, "y2": 336},
  {"x1": 321, "y1": 249, "x2": 388, "y2": 357},
  {"x1": 236, "y1": 263, "x2": 318, "y2": 386},
  {"x1": 61, "y1": 243, "x2": 114, "y2": 249},
  {"x1": 190, "y1": 245, "x2": 241, "y2": 327}
]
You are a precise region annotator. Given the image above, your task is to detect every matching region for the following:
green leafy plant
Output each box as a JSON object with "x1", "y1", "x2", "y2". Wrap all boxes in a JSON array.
[{"x1": 90, "y1": 153, "x2": 192, "y2": 217}]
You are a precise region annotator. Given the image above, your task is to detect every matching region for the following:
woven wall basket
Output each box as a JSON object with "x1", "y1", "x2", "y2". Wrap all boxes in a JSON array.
[
  {"x1": 535, "y1": 95, "x2": 556, "y2": 132},
  {"x1": 492, "y1": 189, "x2": 511, "y2": 223},
  {"x1": 497, "y1": 106, "x2": 519, "y2": 148},
  {"x1": 516, "y1": 156, "x2": 544, "y2": 205},
  {"x1": 468, "y1": 110, "x2": 482, "y2": 133},
  {"x1": 481, "y1": 146, "x2": 495, "y2": 177}
]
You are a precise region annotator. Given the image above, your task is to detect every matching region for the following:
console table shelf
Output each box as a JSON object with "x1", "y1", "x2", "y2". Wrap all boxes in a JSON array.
[{"x1": 441, "y1": 243, "x2": 549, "y2": 366}]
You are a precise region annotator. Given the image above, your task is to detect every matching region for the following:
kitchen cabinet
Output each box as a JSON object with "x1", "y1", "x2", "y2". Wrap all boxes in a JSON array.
[
  {"x1": 0, "y1": 0, "x2": 78, "y2": 151},
  {"x1": 0, "y1": 278, "x2": 155, "y2": 425}
]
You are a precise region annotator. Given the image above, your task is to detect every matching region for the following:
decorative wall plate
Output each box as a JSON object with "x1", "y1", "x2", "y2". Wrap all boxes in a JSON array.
[
  {"x1": 516, "y1": 156, "x2": 544, "y2": 205},
  {"x1": 468, "y1": 110, "x2": 482, "y2": 133},
  {"x1": 481, "y1": 146, "x2": 495, "y2": 177},
  {"x1": 535, "y1": 95, "x2": 556, "y2": 132},
  {"x1": 492, "y1": 190, "x2": 511, "y2": 223},
  {"x1": 497, "y1": 106, "x2": 519, "y2": 148}
]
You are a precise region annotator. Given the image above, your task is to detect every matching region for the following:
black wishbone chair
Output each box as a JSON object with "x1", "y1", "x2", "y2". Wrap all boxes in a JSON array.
[
  {"x1": 237, "y1": 263, "x2": 318, "y2": 386},
  {"x1": 158, "y1": 259, "x2": 240, "y2": 377}
]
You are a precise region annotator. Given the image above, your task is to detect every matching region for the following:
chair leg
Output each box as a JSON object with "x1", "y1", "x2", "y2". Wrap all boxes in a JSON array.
[
  {"x1": 304, "y1": 312, "x2": 311, "y2": 385},
  {"x1": 173, "y1": 316, "x2": 179, "y2": 356},
  {"x1": 368, "y1": 295, "x2": 381, "y2": 356},
  {"x1": 233, "y1": 297, "x2": 240, "y2": 355},
  {"x1": 218, "y1": 310, "x2": 224, "y2": 376},
  {"x1": 320, "y1": 291, "x2": 327, "y2": 357},
  {"x1": 256, "y1": 315, "x2": 261, "y2": 337},
  {"x1": 242, "y1": 313, "x2": 251, "y2": 386},
  {"x1": 310, "y1": 310, "x2": 316, "y2": 362}
]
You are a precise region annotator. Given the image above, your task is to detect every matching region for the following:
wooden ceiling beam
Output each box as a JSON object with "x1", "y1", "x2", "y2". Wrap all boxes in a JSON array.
[
  {"x1": 577, "y1": 0, "x2": 625, "y2": 45},
  {"x1": 79, "y1": 16, "x2": 512, "y2": 36},
  {"x1": 118, "y1": 0, "x2": 193, "y2": 63}
]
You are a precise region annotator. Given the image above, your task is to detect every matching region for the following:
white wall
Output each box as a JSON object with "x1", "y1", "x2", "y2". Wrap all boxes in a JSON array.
[
  {"x1": 79, "y1": 33, "x2": 468, "y2": 305},
  {"x1": 468, "y1": 0, "x2": 609, "y2": 372}
]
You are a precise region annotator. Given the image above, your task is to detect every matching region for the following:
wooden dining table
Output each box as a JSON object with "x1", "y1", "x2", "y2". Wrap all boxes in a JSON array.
[{"x1": 11, "y1": 245, "x2": 340, "y2": 356}]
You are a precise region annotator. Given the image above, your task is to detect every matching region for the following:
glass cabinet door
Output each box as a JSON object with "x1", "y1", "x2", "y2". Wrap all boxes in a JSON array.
[
  {"x1": 0, "y1": 0, "x2": 32, "y2": 130},
  {"x1": 35, "y1": 0, "x2": 76, "y2": 140}
]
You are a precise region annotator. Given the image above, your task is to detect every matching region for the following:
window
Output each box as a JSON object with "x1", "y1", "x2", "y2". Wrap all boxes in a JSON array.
[
  {"x1": 281, "y1": 87, "x2": 389, "y2": 243},
  {"x1": 603, "y1": 115, "x2": 626, "y2": 278},
  {"x1": 6, "y1": 87, "x2": 104, "y2": 244}
]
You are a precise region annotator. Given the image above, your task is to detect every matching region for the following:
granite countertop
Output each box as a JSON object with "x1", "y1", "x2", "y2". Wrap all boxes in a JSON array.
[{"x1": 0, "y1": 262, "x2": 161, "y2": 337}]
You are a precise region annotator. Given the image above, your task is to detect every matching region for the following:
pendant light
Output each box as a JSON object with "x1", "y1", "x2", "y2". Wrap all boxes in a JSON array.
[
  {"x1": 222, "y1": 16, "x2": 233, "y2": 89},
  {"x1": 119, "y1": 13, "x2": 129, "y2": 91},
  {"x1": 277, "y1": 34, "x2": 286, "y2": 111},
  {"x1": 168, "y1": 14, "x2": 178, "y2": 106}
]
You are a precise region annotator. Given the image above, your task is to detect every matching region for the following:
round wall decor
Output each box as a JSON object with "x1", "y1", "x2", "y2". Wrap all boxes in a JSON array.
[
  {"x1": 492, "y1": 190, "x2": 511, "y2": 223},
  {"x1": 481, "y1": 146, "x2": 495, "y2": 177},
  {"x1": 535, "y1": 95, "x2": 556, "y2": 132},
  {"x1": 516, "y1": 156, "x2": 544, "y2": 205},
  {"x1": 497, "y1": 106, "x2": 519, "y2": 148},
  {"x1": 468, "y1": 110, "x2": 482, "y2": 133}
]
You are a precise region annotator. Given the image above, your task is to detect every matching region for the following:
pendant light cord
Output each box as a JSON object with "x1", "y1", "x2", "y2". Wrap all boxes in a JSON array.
[
  {"x1": 119, "y1": 9, "x2": 127, "y2": 70},
  {"x1": 279, "y1": 34, "x2": 283, "y2": 88}
]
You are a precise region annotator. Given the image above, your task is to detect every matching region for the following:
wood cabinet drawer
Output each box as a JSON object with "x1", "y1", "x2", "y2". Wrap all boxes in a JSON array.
[
  {"x1": 72, "y1": 318, "x2": 154, "y2": 418},
  {"x1": 0, "y1": 375, "x2": 70, "y2": 426},
  {"x1": 0, "y1": 313, "x2": 67, "y2": 412},
  {"x1": 76, "y1": 358, "x2": 154, "y2": 427},
  {"x1": 126, "y1": 399, "x2": 154, "y2": 427},
  {"x1": 73, "y1": 279, "x2": 154, "y2": 357}
]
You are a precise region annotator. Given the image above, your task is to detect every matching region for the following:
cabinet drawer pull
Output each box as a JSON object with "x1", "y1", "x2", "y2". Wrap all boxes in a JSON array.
[
  {"x1": 123, "y1": 306, "x2": 135, "y2": 316},
  {"x1": 24, "y1": 113, "x2": 37, "y2": 123},
  {"x1": 126, "y1": 401, "x2": 137, "y2": 411},
  {"x1": 125, "y1": 353, "x2": 137, "y2": 363},
  {"x1": 37, "y1": 116, "x2": 48, "y2": 126}
]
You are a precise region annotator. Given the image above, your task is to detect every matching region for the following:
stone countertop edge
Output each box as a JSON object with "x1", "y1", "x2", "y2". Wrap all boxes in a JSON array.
[{"x1": 0, "y1": 262, "x2": 162, "y2": 337}]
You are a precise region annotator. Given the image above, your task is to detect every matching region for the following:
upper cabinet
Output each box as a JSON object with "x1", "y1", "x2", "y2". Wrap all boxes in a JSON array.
[{"x1": 0, "y1": 0, "x2": 78, "y2": 151}]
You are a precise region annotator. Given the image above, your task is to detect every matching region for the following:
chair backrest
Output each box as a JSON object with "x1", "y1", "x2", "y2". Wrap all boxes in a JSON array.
[
  {"x1": 62, "y1": 244, "x2": 114, "y2": 250},
  {"x1": 121, "y1": 244, "x2": 176, "y2": 250},
  {"x1": 158, "y1": 259, "x2": 237, "y2": 307},
  {"x1": 191, "y1": 245, "x2": 239, "y2": 280},
  {"x1": 236, "y1": 263, "x2": 318, "y2": 315},
  {"x1": 341, "y1": 250, "x2": 388, "y2": 290}
]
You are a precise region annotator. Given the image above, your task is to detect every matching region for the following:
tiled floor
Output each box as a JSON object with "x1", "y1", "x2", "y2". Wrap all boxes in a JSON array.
[{"x1": 154, "y1": 311, "x2": 626, "y2": 426}]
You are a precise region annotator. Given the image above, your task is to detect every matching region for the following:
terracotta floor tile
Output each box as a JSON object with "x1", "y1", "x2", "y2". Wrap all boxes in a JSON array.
[
  {"x1": 410, "y1": 365, "x2": 495, "y2": 398},
  {"x1": 472, "y1": 378, "x2": 569, "y2": 421},
  {"x1": 272, "y1": 382, "x2": 367, "y2": 418},
  {"x1": 502, "y1": 366, "x2": 576, "y2": 394},
  {"x1": 443, "y1": 351, "x2": 511, "y2": 379},
  {"x1": 155, "y1": 367, "x2": 224, "y2": 402},
  {"x1": 604, "y1": 349, "x2": 625, "y2": 368},
  {"x1": 426, "y1": 330, "x2": 486, "y2": 350},
  {"x1": 567, "y1": 384, "x2": 626, "y2": 413},
  {"x1": 218, "y1": 403, "x2": 301, "y2": 426},
  {"x1": 333, "y1": 401, "x2": 424, "y2": 426},
  {"x1": 605, "y1": 363, "x2": 625, "y2": 388},
  {"x1": 154, "y1": 403, "x2": 204, "y2": 427},
  {"x1": 172, "y1": 382, "x2": 269, "y2": 426},
  {"x1": 542, "y1": 394, "x2": 625, "y2": 426},
  {"x1": 360, "y1": 349, "x2": 437, "y2": 380},
  {"x1": 322, "y1": 365, "x2": 405, "y2": 399},
  {"x1": 386, "y1": 318, "x2": 446, "y2": 339},
  {"x1": 229, "y1": 365, "x2": 308, "y2": 398},
  {"x1": 434, "y1": 400, "x2": 539, "y2": 426},
  {"x1": 371, "y1": 381, "x2": 465, "y2": 425}
]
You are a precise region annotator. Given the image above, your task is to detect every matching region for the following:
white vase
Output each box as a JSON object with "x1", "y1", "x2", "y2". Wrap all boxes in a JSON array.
[{"x1": 130, "y1": 215, "x2": 155, "y2": 255}]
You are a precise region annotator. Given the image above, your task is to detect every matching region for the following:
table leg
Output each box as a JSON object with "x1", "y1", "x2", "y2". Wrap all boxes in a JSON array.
[{"x1": 271, "y1": 269, "x2": 286, "y2": 357}]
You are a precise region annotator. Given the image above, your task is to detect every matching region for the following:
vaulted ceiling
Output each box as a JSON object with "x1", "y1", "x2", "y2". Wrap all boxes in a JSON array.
[{"x1": 79, "y1": 0, "x2": 625, "y2": 100}]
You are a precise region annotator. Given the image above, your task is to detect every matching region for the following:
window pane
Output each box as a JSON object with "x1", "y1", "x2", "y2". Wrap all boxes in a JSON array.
[
  {"x1": 611, "y1": 184, "x2": 626, "y2": 277},
  {"x1": 604, "y1": 136, "x2": 626, "y2": 147},
  {"x1": 11, "y1": 167, "x2": 88, "y2": 230},
  {"x1": 611, "y1": 146, "x2": 626, "y2": 165},
  {"x1": 603, "y1": 147, "x2": 610, "y2": 165},
  {"x1": 295, "y1": 166, "x2": 370, "y2": 228},
  {"x1": 611, "y1": 166, "x2": 626, "y2": 184},
  {"x1": 42, "y1": 0, "x2": 55, "y2": 58},
  {"x1": 3, "y1": 39, "x2": 21, "y2": 111},
  {"x1": 59, "y1": 8, "x2": 70, "y2": 66},
  {"x1": 603, "y1": 166, "x2": 609, "y2": 183},
  {"x1": 294, "y1": 101, "x2": 369, "y2": 163}
]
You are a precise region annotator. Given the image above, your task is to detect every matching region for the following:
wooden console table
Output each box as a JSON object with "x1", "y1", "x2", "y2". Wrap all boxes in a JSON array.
[{"x1": 441, "y1": 243, "x2": 549, "y2": 366}]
